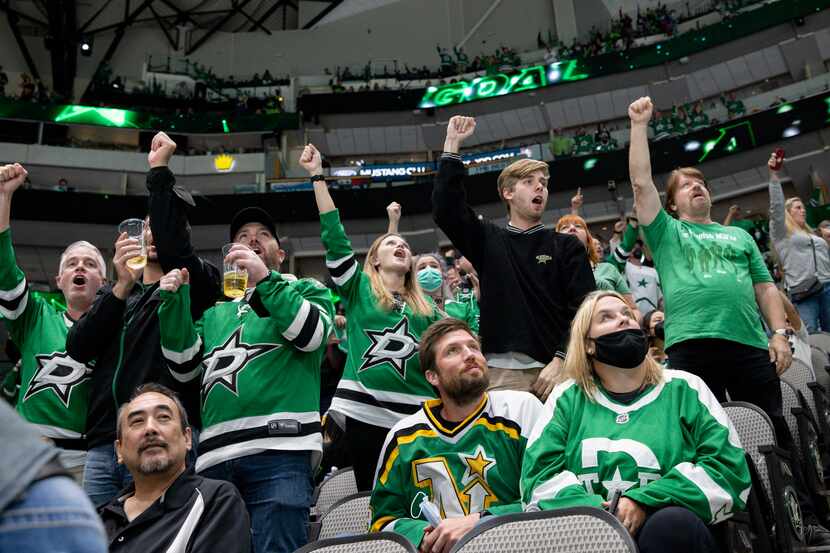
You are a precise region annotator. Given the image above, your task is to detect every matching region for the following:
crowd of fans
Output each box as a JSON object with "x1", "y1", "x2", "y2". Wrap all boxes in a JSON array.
[{"x1": 1, "y1": 92, "x2": 830, "y2": 553}]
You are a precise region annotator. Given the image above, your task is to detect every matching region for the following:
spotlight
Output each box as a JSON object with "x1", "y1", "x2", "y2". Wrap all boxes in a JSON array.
[
  {"x1": 79, "y1": 35, "x2": 93, "y2": 56},
  {"x1": 684, "y1": 140, "x2": 701, "y2": 152}
]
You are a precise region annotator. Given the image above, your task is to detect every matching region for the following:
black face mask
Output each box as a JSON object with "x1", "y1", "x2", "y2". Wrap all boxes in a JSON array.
[
  {"x1": 592, "y1": 329, "x2": 649, "y2": 369},
  {"x1": 653, "y1": 321, "x2": 665, "y2": 341}
]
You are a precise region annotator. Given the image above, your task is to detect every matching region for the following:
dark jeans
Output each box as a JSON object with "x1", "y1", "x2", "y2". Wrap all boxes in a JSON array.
[
  {"x1": 201, "y1": 450, "x2": 313, "y2": 553},
  {"x1": 637, "y1": 507, "x2": 719, "y2": 553},
  {"x1": 344, "y1": 416, "x2": 392, "y2": 491}
]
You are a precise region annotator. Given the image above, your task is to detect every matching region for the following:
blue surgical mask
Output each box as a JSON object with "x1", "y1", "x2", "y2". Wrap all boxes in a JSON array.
[{"x1": 417, "y1": 267, "x2": 443, "y2": 292}]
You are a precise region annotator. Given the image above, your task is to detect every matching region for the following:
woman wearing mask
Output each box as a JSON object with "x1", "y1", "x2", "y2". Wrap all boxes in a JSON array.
[
  {"x1": 769, "y1": 150, "x2": 830, "y2": 332},
  {"x1": 521, "y1": 291, "x2": 750, "y2": 553},
  {"x1": 301, "y1": 144, "x2": 442, "y2": 490},
  {"x1": 556, "y1": 214, "x2": 638, "y2": 316},
  {"x1": 415, "y1": 253, "x2": 480, "y2": 335}
]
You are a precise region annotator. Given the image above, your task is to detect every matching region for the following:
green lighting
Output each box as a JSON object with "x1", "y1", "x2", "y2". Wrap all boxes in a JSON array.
[
  {"x1": 583, "y1": 158, "x2": 598, "y2": 170},
  {"x1": 418, "y1": 59, "x2": 588, "y2": 108},
  {"x1": 776, "y1": 104, "x2": 793, "y2": 114},
  {"x1": 697, "y1": 121, "x2": 757, "y2": 163},
  {"x1": 53, "y1": 105, "x2": 138, "y2": 127},
  {"x1": 222, "y1": 119, "x2": 230, "y2": 133}
]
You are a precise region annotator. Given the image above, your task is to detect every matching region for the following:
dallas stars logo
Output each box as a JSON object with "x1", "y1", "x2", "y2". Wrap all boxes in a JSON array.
[
  {"x1": 23, "y1": 351, "x2": 91, "y2": 408},
  {"x1": 202, "y1": 328, "x2": 279, "y2": 398},
  {"x1": 358, "y1": 318, "x2": 418, "y2": 380}
]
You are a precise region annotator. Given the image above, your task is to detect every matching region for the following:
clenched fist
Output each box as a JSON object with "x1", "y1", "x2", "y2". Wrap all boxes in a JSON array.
[
  {"x1": 300, "y1": 144, "x2": 323, "y2": 175},
  {"x1": 148, "y1": 132, "x2": 177, "y2": 168},
  {"x1": 160, "y1": 268, "x2": 190, "y2": 293},
  {"x1": 0, "y1": 163, "x2": 27, "y2": 195},
  {"x1": 446, "y1": 116, "x2": 476, "y2": 142},
  {"x1": 628, "y1": 97, "x2": 653, "y2": 126}
]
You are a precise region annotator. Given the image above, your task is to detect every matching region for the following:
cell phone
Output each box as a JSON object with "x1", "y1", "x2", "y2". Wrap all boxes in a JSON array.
[
  {"x1": 771, "y1": 148, "x2": 785, "y2": 171},
  {"x1": 268, "y1": 419, "x2": 300, "y2": 436},
  {"x1": 608, "y1": 489, "x2": 622, "y2": 515}
]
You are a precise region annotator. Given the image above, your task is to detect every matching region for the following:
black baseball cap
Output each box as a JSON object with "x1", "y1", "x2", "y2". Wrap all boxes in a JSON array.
[{"x1": 229, "y1": 207, "x2": 279, "y2": 246}]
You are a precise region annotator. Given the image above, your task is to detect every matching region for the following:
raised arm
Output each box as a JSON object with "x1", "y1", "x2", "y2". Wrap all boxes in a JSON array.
[
  {"x1": 0, "y1": 163, "x2": 27, "y2": 232},
  {"x1": 147, "y1": 131, "x2": 221, "y2": 319},
  {"x1": 766, "y1": 150, "x2": 787, "y2": 244},
  {"x1": 300, "y1": 144, "x2": 335, "y2": 214},
  {"x1": 723, "y1": 205, "x2": 740, "y2": 227},
  {"x1": 432, "y1": 116, "x2": 487, "y2": 268},
  {"x1": 570, "y1": 188, "x2": 583, "y2": 215},
  {"x1": 628, "y1": 98, "x2": 662, "y2": 226},
  {"x1": 0, "y1": 164, "x2": 34, "y2": 326},
  {"x1": 386, "y1": 202, "x2": 401, "y2": 234}
]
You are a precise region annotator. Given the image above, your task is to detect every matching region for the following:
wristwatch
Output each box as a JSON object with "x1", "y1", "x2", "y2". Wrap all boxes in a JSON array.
[{"x1": 772, "y1": 328, "x2": 792, "y2": 337}]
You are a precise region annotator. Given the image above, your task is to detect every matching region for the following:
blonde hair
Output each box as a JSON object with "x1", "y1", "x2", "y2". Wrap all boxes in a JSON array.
[
  {"x1": 364, "y1": 233, "x2": 434, "y2": 317},
  {"x1": 555, "y1": 214, "x2": 599, "y2": 264},
  {"x1": 561, "y1": 290, "x2": 663, "y2": 398},
  {"x1": 496, "y1": 159, "x2": 549, "y2": 215},
  {"x1": 664, "y1": 167, "x2": 707, "y2": 217},
  {"x1": 784, "y1": 197, "x2": 813, "y2": 236}
]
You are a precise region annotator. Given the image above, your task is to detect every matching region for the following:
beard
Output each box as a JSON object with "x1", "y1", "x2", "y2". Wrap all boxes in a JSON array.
[
  {"x1": 441, "y1": 370, "x2": 489, "y2": 406},
  {"x1": 138, "y1": 455, "x2": 174, "y2": 475}
]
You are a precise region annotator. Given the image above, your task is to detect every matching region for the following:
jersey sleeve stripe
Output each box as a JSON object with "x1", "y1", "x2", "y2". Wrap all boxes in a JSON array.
[
  {"x1": 162, "y1": 336, "x2": 203, "y2": 365},
  {"x1": 326, "y1": 253, "x2": 356, "y2": 274},
  {"x1": 525, "y1": 470, "x2": 581, "y2": 510},
  {"x1": 0, "y1": 289, "x2": 28, "y2": 320},
  {"x1": 370, "y1": 516, "x2": 396, "y2": 533},
  {"x1": 329, "y1": 261, "x2": 358, "y2": 287},
  {"x1": 675, "y1": 461, "x2": 734, "y2": 523},
  {"x1": 0, "y1": 276, "x2": 27, "y2": 301},
  {"x1": 377, "y1": 424, "x2": 435, "y2": 485},
  {"x1": 169, "y1": 363, "x2": 202, "y2": 383},
  {"x1": 283, "y1": 301, "x2": 325, "y2": 352}
]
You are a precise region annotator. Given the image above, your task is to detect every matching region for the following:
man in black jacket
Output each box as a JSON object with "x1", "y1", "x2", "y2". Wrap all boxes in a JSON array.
[
  {"x1": 101, "y1": 383, "x2": 250, "y2": 553},
  {"x1": 67, "y1": 132, "x2": 220, "y2": 507},
  {"x1": 433, "y1": 116, "x2": 595, "y2": 401}
]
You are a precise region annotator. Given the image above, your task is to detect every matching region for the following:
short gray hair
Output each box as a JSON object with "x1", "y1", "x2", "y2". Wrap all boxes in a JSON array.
[{"x1": 58, "y1": 241, "x2": 106, "y2": 277}]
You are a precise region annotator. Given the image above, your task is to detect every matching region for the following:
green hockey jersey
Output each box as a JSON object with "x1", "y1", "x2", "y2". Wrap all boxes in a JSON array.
[
  {"x1": 370, "y1": 391, "x2": 543, "y2": 547},
  {"x1": 321, "y1": 210, "x2": 443, "y2": 428},
  {"x1": 158, "y1": 271, "x2": 333, "y2": 472},
  {"x1": 444, "y1": 293, "x2": 479, "y2": 335},
  {"x1": 0, "y1": 229, "x2": 91, "y2": 442},
  {"x1": 521, "y1": 369, "x2": 750, "y2": 524}
]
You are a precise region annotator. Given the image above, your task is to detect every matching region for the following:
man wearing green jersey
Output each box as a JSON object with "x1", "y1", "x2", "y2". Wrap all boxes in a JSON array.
[
  {"x1": 0, "y1": 163, "x2": 106, "y2": 481},
  {"x1": 158, "y1": 207, "x2": 334, "y2": 553},
  {"x1": 370, "y1": 318, "x2": 542, "y2": 552},
  {"x1": 628, "y1": 96, "x2": 830, "y2": 546}
]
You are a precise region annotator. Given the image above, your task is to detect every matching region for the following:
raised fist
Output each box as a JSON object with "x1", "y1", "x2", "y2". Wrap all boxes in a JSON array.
[
  {"x1": 446, "y1": 116, "x2": 476, "y2": 142},
  {"x1": 300, "y1": 143, "x2": 323, "y2": 175},
  {"x1": 159, "y1": 268, "x2": 190, "y2": 293},
  {"x1": 0, "y1": 163, "x2": 28, "y2": 195},
  {"x1": 148, "y1": 132, "x2": 177, "y2": 168},
  {"x1": 386, "y1": 202, "x2": 401, "y2": 222},
  {"x1": 628, "y1": 97, "x2": 653, "y2": 125}
]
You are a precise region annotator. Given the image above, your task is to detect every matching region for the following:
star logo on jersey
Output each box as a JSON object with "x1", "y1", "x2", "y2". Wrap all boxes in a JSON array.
[
  {"x1": 602, "y1": 467, "x2": 637, "y2": 495},
  {"x1": 236, "y1": 303, "x2": 251, "y2": 318},
  {"x1": 637, "y1": 278, "x2": 648, "y2": 288},
  {"x1": 358, "y1": 318, "x2": 418, "y2": 380},
  {"x1": 536, "y1": 254, "x2": 552, "y2": 265},
  {"x1": 460, "y1": 445, "x2": 495, "y2": 483},
  {"x1": 23, "y1": 351, "x2": 91, "y2": 408},
  {"x1": 202, "y1": 328, "x2": 279, "y2": 398}
]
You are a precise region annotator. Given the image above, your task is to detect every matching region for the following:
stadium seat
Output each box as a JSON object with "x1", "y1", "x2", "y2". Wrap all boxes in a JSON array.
[
  {"x1": 724, "y1": 401, "x2": 807, "y2": 553},
  {"x1": 312, "y1": 492, "x2": 372, "y2": 542},
  {"x1": 813, "y1": 346, "x2": 830, "y2": 377},
  {"x1": 312, "y1": 467, "x2": 359, "y2": 518},
  {"x1": 809, "y1": 333, "x2": 830, "y2": 359},
  {"x1": 782, "y1": 359, "x2": 830, "y2": 453},
  {"x1": 295, "y1": 532, "x2": 416, "y2": 553},
  {"x1": 448, "y1": 507, "x2": 637, "y2": 553}
]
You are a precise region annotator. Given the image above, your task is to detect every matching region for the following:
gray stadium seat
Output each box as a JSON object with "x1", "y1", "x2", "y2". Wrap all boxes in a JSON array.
[
  {"x1": 810, "y1": 333, "x2": 830, "y2": 358},
  {"x1": 312, "y1": 467, "x2": 359, "y2": 517},
  {"x1": 295, "y1": 532, "x2": 416, "y2": 553},
  {"x1": 724, "y1": 402, "x2": 806, "y2": 552},
  {"x1": 449, "y1": 507, "x2": 636, "y2": 553},
  {"x1": 781, "y1": 379, "x2": 803, "y2": 460},
  {"x1": 316, "y1": 492, "x2": 371, "y2": 541}
]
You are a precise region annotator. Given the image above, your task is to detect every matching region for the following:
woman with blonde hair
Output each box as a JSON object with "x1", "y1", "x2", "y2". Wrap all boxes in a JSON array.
[
  {"x1": 769, "y1": 150, "x2": 830, "y2": 332},
  {"x1": 522, "y1": 291, "x2": 750, "y2": 553},
  {"x1": 556, "y1": 214, "x2": 637, "y2": 313},
  {"x1": 300, "y1": 144, "x2": 442, "y2": 489}
]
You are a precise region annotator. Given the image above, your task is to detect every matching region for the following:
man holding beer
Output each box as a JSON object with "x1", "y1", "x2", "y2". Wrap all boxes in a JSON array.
[
  {"x1": 157, "y1": 207, "x2": 334, "y2": 553},
  {"x1": 66, "y1": 132, "x2": 221, "y2": 507}
]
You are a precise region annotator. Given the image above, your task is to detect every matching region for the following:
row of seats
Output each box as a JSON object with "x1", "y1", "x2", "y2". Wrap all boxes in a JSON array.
[{"x1": 301, "y1": 334, "x2": 830, "y2": 552}]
